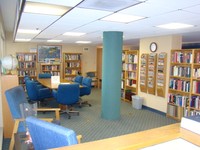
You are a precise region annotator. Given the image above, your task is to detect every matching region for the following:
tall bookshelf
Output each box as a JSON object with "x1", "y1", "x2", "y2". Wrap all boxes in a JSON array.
[
  {"x1": 16, "y1": 52, "x2": 37, "y2": 87},
  {"x1": 40, "y1": 63, "x2": 61, "y2": 76},
  {"x1": 167, "y1": 49, "x2": 193, "y2": 120},
  {"x1": 121, "y1": 50, "x2": 139, "y2": 102},
  {"x1": 63, "y1": 53, "x2": 82, "y2": 80}
]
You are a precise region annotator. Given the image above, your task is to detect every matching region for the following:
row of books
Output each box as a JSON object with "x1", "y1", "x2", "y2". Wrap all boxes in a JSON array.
[
  {"x1": 171, "y1": 52, "x2": 193, "y2": 63},
  {"x1": 127, "y1": 72, "x2": 137, "y2": 79},
  {"x1": 193, "y1": 68, "x2": 200, "y2": 78},
  {"x1": 194, "y1": 52, "x2": 200, "y2": 63},
  {"x1": 18, "y1": 62, "x2": 36, "y2": 69},
  {"x1": 126, "y1": 79, "x2": 136, "y2": 87},
  {"x1": 65, "y1": 69, "x2": 79, "y2": 75},
  {"x1": 192, "y1": 81, "x2": 200, "y2": 94},
  {"x1": 123, "y1": 63, "x2": 137, "y2": 71},
  {"x1": 127, "y1": 54, "x2": 138, "y2": 63},
  {"x1": 169, "y1": 79, "x2": 190, "y2": 92},
  {"x1": 18, "y1": 70, "x2": 36, "y2": 76},
  {"x1": 66, "y1": 62, "x2": 80, "y2": 67},
  {"x1": 190, "y1": 96, "x2": 200, "y2": 109},
  {"x1": 170, "y1": 66, "x2": 191, "y2": 77},
  {"x1": 168, "y1": 94, "x2": 189, "y2": 107},
  {"x1": 42, "y1": 65, "x2": 60, "y2": 71},
  {"x1": 65, "y1": 54, "x2": 81, "y2": 60},
  {"x1": 17, "y1": 54, "x2": 37, "y2": 61}
]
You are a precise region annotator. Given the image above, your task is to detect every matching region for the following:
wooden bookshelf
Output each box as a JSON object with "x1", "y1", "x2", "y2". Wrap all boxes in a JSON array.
[
  {"x1": 63, "y1": 53, "x2": 82, "y2": 80},
  {"x1": 121, "y1": 50, "x2": 139, "y2": 102},
  {"x1": 140, "y1": 53, "x2": 148, "y2": 93},
  {"x1": 156, "y1": 52, "x2": 167, "y2": 97},
  {"x1": 167, "y1": 49, "x2": 193, "y2": 120},
  {"x1": 40, "y1": 63, "x2": 61, "y2": 76},
  {"x1": 16, "y1": 52, "x2": 37, "y2": 87}
]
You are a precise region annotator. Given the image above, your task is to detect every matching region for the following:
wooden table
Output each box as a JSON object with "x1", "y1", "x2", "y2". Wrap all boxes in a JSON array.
[
  {"x1": 52, "y1": 123, "x2": 200, "y2": 150},
  {"x1": 37, "y1": 78, "x2": 77, "y2": 89}
]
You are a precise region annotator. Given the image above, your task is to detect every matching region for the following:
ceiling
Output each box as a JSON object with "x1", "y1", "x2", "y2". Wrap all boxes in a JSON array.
[{"x1": 1, "y1": 0, "x2": 200, "y2": 47}]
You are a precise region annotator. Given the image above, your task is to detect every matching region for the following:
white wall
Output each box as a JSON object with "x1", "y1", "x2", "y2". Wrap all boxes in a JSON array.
[
  {"x1": 138, "y1": 35, "x2": 182, "y2": 113},
  {"x1": 5, "y1": 32, "x2": 97, "y2": 77}
]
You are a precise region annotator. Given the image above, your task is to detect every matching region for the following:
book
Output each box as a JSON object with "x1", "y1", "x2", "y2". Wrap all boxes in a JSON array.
[{"x1": 181, "y1": 115, "x2": 200, "y2": 134}]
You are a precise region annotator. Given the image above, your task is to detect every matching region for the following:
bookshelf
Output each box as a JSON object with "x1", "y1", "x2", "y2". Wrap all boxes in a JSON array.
[
  {"x1": 157, "y1": 52, "x2": 167, "y2": 97},
  {"x1": 167, "y1": 49, "x2": 193, "y2": 120},
  {"x1": 63, "y1": 53, "x2": 82, "y2": 80},
  {"x1": 16, "y1": 52, "x2": 37, "y2": 87},
  {"x1": 40, "y1": 63, "x2": 61, "y2": 76},
  {"x1": 191, "y1": 49, "x2": 200, "y2": 116},
  {"x1": 121, "y1": 50, "x2": 139, "y2": 102}
]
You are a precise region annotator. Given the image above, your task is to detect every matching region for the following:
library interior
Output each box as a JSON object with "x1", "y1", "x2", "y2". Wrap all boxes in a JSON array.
[{"x1": 0, "y1": 0, "x2": 200, "y2": 149}]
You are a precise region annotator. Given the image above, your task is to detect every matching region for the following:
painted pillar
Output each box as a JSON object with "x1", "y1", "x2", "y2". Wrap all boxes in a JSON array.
[{"x1": 101, "y1": 31, "x2": 123, "y2": 120}]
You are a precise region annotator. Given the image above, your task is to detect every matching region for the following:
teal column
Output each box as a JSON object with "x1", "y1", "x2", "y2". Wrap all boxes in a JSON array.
[{"x1": 101, "y1": 31, "x2": 123, "y2": 120}]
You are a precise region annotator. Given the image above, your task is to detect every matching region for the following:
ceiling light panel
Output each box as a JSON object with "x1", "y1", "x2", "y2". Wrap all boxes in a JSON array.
[
  {"x1": 47, "y1": 40, "x2": 63, "y2": 43},
  {"x1": 157, "y1": 23, "x2": 194, "y2": 29},
  {"x1": 24, "y1": 1, "x2": 71, "y2": 16},
  {"x1": 101, "y1": 13, "x2": 145, "y2": 23},
  {"x1": 18, "y1": 13, "x2": 59, "y2": 30},
  {"x1": 77, "y1": 0, "x2": 142, "y2": 12},
  {"x1": 27, "y1": 0, "x2": 84, "y2": 7}
]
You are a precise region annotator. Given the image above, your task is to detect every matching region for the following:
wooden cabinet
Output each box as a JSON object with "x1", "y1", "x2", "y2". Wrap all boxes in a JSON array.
[
  {"x1": 167, "y1": 49, "x2": 193, "y2": 120},
  {"x1": 40, "y1": 63, "x2": 61, "y2": 76},
  {"x1": 16, "y1": 52, "x2": 37, "y2": 87},
  {"x1": 63, "y1": 53, "x2": 82, "y2": 80},
  {"x1": 1, "y1": 75, "x2": 18, "y2": 138},
  {"x1": 121, "y1": 50, "x2": 139, "y2": 102}
]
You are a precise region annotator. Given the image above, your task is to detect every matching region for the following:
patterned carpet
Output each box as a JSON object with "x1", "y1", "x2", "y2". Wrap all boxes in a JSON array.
[{"x1": 2, "y1": 88, "x2": 177, "y2": 149}]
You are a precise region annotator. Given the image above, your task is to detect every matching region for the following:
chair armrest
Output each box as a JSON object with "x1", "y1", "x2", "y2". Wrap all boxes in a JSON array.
[
  {"x1": 76, "y1": 135, "x2": 82, "y2": 144},
  {"x1": 37, "y1": 108, "x2": 60, "y2": 120}
]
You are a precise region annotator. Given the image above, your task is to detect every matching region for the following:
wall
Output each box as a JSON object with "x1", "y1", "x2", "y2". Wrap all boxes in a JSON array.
[
  {"x1": 5, "y1": 32, "x2": 97, "y2": 77},
  {"x1": 138, "y1": 35, "x2": 182, "y2": 113},
  {"x1": 0, "y1": 12, "x2": 5, "y2": 128}
]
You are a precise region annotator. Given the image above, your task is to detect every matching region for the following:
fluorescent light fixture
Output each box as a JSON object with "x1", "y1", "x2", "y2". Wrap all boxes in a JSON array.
[
  {"x1": 47, "y1": 40, "x2": 63, "y2": 43},
  {"x1": 101, "y1": 13, "x2": 145, "y2": 23},
  {"x1": 63, "y1": 32, "x2": 86, "y2": 36},
  {"x1": 18, "y1": 29, "x2": 41, "y2": 34},
  {"x1": 157, "y1": 23, "x2": 194, "y2": 29},
  {"x1": 15, "y1": 39, "x2": 31, "y2": 42},
  {"x1": 76, "y1": 41, "x2": 91, "y2": 44},
  {"x1": 24, "y1": 1, "x2": 71, "y2": 16}
]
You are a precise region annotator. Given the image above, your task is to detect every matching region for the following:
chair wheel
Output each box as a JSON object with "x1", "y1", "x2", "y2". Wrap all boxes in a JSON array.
[
  {"x1": 68, "y1": 116, "x2": 71, "y2": 119},
  {"x1": 79, "y1": 105, "x2": 82, "y2": 108},
  {"x1": 89, "y1": 104, "x2": 92, "y2": 107}
]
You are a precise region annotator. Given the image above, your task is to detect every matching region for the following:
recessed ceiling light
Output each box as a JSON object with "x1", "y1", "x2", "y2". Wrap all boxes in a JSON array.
[
  {"x1": 101, "y1": 13, "x2": 145, "y2": 23},
  {"x1": 63, "y1": 32, "x2": 86, "y2": 36},
  {"x1": 76, "y1": 41, "x2": 91, "y2": 44},
  {"x1": 15, "y1": 39, "x2": 31, "y2": 42},
  {"x1": 24, "y1": 1, "x2": 71, "y2": 16},
  {"x1": 157, "y1": 23, "x2": 194, "y2": 29},
  {"x1": 47, "y1": 40, "x2": 63, "y2": 43},
  {"x1": 18, "y1": 29, "x2": 41, "y2": 34}
]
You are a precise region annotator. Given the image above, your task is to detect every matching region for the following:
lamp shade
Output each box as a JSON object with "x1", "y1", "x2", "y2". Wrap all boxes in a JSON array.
[{"x1": 1, "y1": 55, "x2": 18, "y2": 72}]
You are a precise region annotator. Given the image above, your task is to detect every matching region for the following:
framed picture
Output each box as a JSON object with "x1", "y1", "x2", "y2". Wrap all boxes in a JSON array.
[{"x1": 37, "y1": 45, "x2": 62, "y2": 62}]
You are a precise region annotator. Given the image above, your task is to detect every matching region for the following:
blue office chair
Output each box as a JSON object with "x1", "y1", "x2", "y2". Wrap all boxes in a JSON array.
[
  {"x1": 25, "y1": 79, "x2": 53, "y2": 105},
  {"x1": 53, "y1": 83, "x2": 80, "y2": 119},
  {"x1": 73, "y1": 75, "x2": 83, "y2": 84},
  {"x1": 26, "y1": 116, "x2": 81, "y2": 150},
  {"x1": 38, "y1": 73, "x2": 52, "y2": 78},
  {"x1": 5, "y1": 85, "x2": 60, "y2": 150},
  {"x1": 79, "y1": 77, "x2": 92, "y2": 107}
]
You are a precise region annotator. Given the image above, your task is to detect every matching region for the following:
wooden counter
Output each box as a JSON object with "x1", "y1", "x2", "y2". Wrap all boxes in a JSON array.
[{"x1": 52, "y1": 123, "x2": 198, "y2": 150}]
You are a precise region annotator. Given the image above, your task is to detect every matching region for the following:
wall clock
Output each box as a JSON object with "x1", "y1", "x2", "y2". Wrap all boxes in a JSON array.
[{"x1": 150, "y1": 42, "x2": 157, "y2": 52}]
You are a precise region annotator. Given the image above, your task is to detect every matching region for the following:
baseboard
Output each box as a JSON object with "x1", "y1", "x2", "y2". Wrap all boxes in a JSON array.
[{"x1": 142, "y1": 105, "x2": 166, "y2": 116}]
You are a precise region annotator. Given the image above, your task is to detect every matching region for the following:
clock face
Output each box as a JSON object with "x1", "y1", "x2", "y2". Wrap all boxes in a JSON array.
[{"x1": 150, "y1": 42, "x2": 157, "y2": 52}]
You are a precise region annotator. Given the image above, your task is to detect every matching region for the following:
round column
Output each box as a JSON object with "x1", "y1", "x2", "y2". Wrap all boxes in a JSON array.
[{"x1": 101, "y1": 31, "x2": 123, "y2": 120}]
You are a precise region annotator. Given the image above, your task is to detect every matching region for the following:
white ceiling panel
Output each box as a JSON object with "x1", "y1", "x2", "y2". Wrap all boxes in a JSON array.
[
  {"x1": 26, "y1": 0, "x2": 84, "y2": 7},
  {"x1": 18, "y1": 13, "x2": 59, "y2": 30},
  {"x1": 184, "y1": 4, "x2": 200, "y2": 14}
]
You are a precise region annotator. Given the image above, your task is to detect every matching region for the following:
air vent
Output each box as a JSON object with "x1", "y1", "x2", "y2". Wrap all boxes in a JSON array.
[{"x1": 83, "y1": 47, "x2": 89, "y2": 51}]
